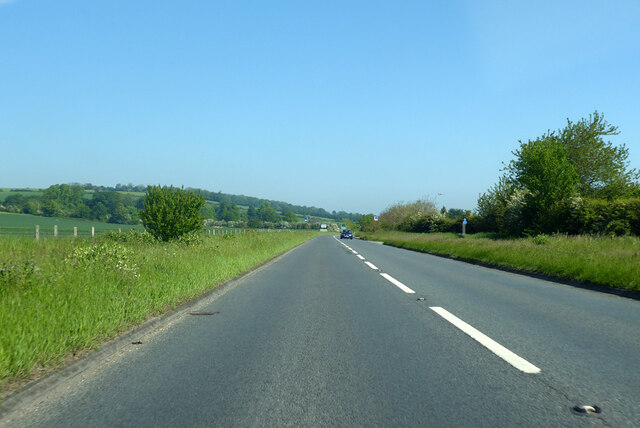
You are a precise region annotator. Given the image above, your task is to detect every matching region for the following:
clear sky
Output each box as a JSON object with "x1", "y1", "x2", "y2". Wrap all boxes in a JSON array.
[{"x1": 2, "y1": 1, "x2": 639, "y2": 215}]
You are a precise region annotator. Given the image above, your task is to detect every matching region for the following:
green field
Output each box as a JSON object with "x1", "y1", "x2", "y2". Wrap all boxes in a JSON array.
[
  {"x1": 0, "y1": 212, "x2": 143, "y2": 237},
  {"x1": 0, "y1": 189, "x2": 43, "y2": 202}
]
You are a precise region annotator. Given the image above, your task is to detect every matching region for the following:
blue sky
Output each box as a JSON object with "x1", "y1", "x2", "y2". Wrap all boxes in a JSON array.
[{"x1": 2, "y1": 1, "x2": 639, "y2": 215}]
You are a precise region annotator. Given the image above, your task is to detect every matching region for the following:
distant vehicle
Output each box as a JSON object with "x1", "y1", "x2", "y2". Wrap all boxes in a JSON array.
[{"x1": 340, "y1": 229, "x2": 353, "y2": 239}]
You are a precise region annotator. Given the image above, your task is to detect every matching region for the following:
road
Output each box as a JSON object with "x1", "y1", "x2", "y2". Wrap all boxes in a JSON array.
[{"x1": 5, "y1": 235, "x2": 640, "y2": 427}]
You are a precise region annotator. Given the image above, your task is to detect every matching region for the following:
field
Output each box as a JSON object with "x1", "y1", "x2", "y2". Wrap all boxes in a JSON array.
[
  {"x1": 0, "y1": 189, "x2": 43, "y2": 201},
  {"x1": 0, "y1": 231, "x2": 316, "y2": 396},
  {"x1": 359, "y1": 231, "x2": 640, "y2": 292},
  {"x1": 0, "y1": 212, "x2": 142, "y2": 237}
]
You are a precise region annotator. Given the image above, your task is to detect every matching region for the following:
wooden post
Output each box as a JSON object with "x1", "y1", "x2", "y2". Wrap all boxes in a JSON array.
[
  {"x1": 74, "y1": 227, "x2": 77, "y2": 238},
  {"x1": 35, "y1": 225, "x2": 39, "y2": 241},
  {"x1": 54, "y1": 225, "x2": 58, "y2": 237},
  {"x1": 118, "y1": 228, "x2": 122, "y2": 233},
  {"x1": 91, "y1": 226, "x2": 95, "y2": 238}
]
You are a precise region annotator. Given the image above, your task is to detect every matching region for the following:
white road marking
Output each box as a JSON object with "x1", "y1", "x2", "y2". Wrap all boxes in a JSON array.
[
  {"x1": 380, "y1": 273, "x2": 415, "y2": 294},
  {"x1": 429, "y1": 306, "x2": 541, "y2": 374},
  {"x1": 357, "y1": 254, "x2": 366, "y2": 260},
  {"x1": 351, "y1": 250, "x2": 358, "y2": 254},
  {"x1": 365, "y1": 261, "x2": 379, "y2": 270}
]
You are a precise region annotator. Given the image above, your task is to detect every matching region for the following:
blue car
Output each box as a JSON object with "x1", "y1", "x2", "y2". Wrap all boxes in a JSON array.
[{"x1": 340, "y1": 230, "x2": 353, "y2": 239}]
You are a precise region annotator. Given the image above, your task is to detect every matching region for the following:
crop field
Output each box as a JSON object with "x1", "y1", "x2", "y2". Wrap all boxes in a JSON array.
[{"x1": 0, "y1": 212, "x2": 143, "y2": 237}]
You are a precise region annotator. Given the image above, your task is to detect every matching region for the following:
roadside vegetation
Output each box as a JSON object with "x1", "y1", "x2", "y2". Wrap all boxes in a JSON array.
[
  {"x1": 358, "y1": 231, "x2": 640, "y2": 292},
  {"x1": 0, "y1": 230, "x2": 315, "y2": 395},
  {"x1": 354, "y1": 112, "x2": 639, "y2": 293}
]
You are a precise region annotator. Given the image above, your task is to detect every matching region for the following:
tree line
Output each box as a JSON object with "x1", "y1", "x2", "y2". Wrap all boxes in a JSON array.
[
  {"x1": 372, "y1": 112, "x2": 640, "y2": 236},
  {"x1": 1, "y1": 185, "x2": 141, "y2": 224},
  {"x1": 7, "y1": 182, "x2": 363, "y2": 222},
  {"x1": 1, "y1": 183, "x2": 360, "y2": 227}
]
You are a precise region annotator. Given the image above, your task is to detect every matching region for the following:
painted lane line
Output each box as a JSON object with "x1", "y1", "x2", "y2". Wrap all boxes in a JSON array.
[
  {"x1": 430, "y1": 306, "x2": 541, "y2": 374},
  {"x1": 351, "y1": 250, "x2": 358, "y2": 255},
  {"x1": 365, "y1": 261, "x2": 379, "y2": 270},
  {"x1": 357, "y1": 254, "x2": 366, "y2": 260},
  {"x1": 380, "y1": 273, "x2": 415, "y2": 294}
]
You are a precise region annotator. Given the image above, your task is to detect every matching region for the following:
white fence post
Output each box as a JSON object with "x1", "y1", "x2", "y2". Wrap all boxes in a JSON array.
[
  {"x1": 54, "y1": 225, "x2": 58, "y2": 237},
  {"x1": 35, "y1": 225, "x2": 39, "y2": 241},
  {"x1": 74, "y1": 227, "x2": 78, "y2": 238},
  {"x1": 91, "y1": 227, "x2": 95, "y2": 238}
]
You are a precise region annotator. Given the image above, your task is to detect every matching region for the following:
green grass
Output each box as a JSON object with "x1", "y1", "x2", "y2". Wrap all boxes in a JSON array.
[
  {"x1": 0, "y1": 212, "x2": 143, "y2": 237},
  {"x1": 0, "y1": 231, "x2": 316, "y2": 394},
  {"x1": 359, "y1": 231, "x2": 640, "y2": 292}
]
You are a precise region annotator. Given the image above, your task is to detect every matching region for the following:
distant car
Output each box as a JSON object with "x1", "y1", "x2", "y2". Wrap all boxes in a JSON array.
[{"x1": 340, "y1": 229, "x2": 353, "y2": 239}]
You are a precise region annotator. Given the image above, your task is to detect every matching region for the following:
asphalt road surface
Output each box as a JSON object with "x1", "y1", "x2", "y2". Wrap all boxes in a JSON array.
[{"x1": 5, "y1": 235, "x2": 640, "y2": 427}]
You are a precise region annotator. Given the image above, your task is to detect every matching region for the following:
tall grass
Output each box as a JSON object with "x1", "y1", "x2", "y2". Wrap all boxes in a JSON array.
[
  {"x1": 0, "y1": 231, "x2": 314, "y2": 392},
  {"x1": 359, "y1": 231, "x2": 640, "y2": 291}
]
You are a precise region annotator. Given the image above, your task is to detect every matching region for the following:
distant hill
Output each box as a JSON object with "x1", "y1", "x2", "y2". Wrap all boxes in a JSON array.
[{"x1": 1, "y1": 183, "x2": 363, "y2": 223}]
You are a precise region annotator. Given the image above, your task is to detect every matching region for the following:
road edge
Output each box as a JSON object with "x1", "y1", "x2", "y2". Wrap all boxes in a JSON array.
[
  {"x1": 0, "y1": 236, "x2": 314, "y2": 420},
  {"x1": 379, "y1": 241, "x2": 640, "y2": 301}
]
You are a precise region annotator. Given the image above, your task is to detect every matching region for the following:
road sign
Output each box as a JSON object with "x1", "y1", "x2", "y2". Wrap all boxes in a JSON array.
[
  {"x1": 340, "y1": 223, "x2": 346, "y2": 230},
  {"x1": 374, "y1": 216, "x2": 378, "y2": 221},
  {"x1": 463, "y1": 218, "x2": 468, "y2": 225},
  {"x1": 304, "y1": 217, "x2": 308, "y2": 222}
]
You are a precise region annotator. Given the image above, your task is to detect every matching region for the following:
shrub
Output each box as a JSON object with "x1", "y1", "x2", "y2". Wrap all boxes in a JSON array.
[{"x1": 139, "y1": 185, "x2": 205, "y2": 241}]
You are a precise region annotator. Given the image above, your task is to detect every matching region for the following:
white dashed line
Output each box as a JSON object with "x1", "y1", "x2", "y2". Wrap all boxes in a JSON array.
[
  {"x1": 380, "y1": 273, "x2": 415, "y2": 294},
  {"x1": 364, "y1": 261, "x2": 379, "y2": 270},
  {"x1": 430, "y1": 306, "x2": 541, "y2": 374},
  {"x1": 334, "y1": 236, "x2": 540, "y2": 374}
]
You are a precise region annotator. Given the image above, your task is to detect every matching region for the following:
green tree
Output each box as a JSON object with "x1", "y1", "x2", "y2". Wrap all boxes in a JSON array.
[
  {"x1": 283, "y1": 210, "x2": 298, "y2": 223},
  {"x1": 559, "y1": 111, "x2": 639, "y2": 199},
  {"x1": 358, "y1": 214, "x2": 375, "y2": 232},
  {"x1": 110, "y1": 203, "x2": 131, "y2": 224},
  {"x1": 257, "y1": 202, "x2": 279, "y2": 222},
  {"x1": 216, "y1": 201, "x2": 240, "y2": 221},
  {"x1": 506, "y1": 134, "x2": 579, "y2": 233},
  {"x1": 139, "y1": 185, "x2": 205, "y2": 241},
  {"x1": 42, "y1": 200, "x2": 63, "y2": 217},
  {"x1": 200, "y1": 204, "x2": 217, "y2": 220}
]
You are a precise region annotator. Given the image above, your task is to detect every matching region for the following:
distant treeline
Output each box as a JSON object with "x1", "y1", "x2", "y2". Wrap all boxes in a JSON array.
[
  {"x1": 0, "y1": 183, "x2": 363, "y2": 225},
  {"x1": 1, "y1": 185, "x2": 141, "y2": 224},
  {"x1": 83, "y1": 183, "x2": 362, "y2": 222}
]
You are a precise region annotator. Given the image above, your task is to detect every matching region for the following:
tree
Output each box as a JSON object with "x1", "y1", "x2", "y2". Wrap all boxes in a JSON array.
[
  {"x1": 505, "y1": 134, "x2": 579, "y2": 233},
  {"x1": 257, "y1": 202, "x2": 278, "y2": 222},
  {"x1": 378, "y1": 199, "x2": 439, "y2": 230},
  {"x1": 283, "y1": 210, "x2": 298, "y2": 223},
  {"x1": 42, "y1": 200, "x2": 63, "y2": 217},
  {"x1": 216, "y1": 201, "x2": 240, "y2": 222},
  {"x1": 358, "y1": 214, "x2": 375, "y2": 232},
  {"x1": 139, "y1": 185, "x2": 205, "y2": 241},
  {"x1": 559, "y1": 111, "x2": 639, "y2": 199}
]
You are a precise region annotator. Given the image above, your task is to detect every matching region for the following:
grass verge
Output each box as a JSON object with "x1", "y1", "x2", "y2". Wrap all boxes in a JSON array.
[
  {"x1": 359, "y1": 231, "x2": 640, "y2": 292},
  {"x1": 0, "y1": 231, "x2": 315, "y2": 395}
]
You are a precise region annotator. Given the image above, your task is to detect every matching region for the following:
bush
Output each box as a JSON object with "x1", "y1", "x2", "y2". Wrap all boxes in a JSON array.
[
  {"x1": 561, "y1": 197, "x2": 640, "y2": 236},
  {"x1": 139, "y1": 185, "x2": 205, "y2": 241}
]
